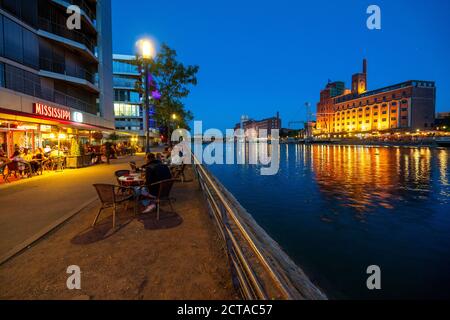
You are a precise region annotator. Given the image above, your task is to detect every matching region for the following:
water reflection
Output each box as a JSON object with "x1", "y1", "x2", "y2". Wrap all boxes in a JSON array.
[
  {"x1": 210, "y1": 144, "x2": 450, "y2": 299},
  {"x1": 306, "y1": 145, "x2": 443, "y2": 220}
]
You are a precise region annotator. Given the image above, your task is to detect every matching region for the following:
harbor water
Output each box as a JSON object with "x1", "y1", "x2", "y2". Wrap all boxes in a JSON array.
[{"x1": 207, "y1": 144, "x2": 450, "y2": 299}]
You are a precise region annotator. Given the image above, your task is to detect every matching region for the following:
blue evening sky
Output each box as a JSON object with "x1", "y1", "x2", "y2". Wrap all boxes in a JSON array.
[{"x1": 112, "y1": 0, "x2": 450, "y2": 131}]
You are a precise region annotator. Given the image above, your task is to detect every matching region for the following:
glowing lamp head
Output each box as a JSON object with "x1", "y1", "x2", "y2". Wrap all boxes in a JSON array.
[
  {"x1": 172, "y1": 114, "x2": 177, "y2": 120},
  {"x1": 139, "y1": 39, "x2": 155, "y2": 59}
]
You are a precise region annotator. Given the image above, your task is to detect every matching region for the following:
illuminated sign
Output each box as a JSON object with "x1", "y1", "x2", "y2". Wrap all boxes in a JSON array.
[
  {"x1": 33, "y1": 103, "x2": 71, "y2": 121},
  {"x1": 17, "y1": 124, "x2": 38, "y2": 130},
  {"x1": 40, "y1": 125, "x2": 52, "y2": 132},
  {"x1": 73, "y1": 111, "x2": 83, "y2": 123}
]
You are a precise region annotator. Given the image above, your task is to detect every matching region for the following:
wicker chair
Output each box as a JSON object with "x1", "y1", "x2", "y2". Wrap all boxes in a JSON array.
[
  {"x1": 1, "y1": 163, "x2": 9, "y2": 183},
  {"x1": 92, "y1": 184, "x2": 134, "y2": 229},
  {"x1": 171, "y1": 164, "x2": 186, "y2": 183},
  {"x1": 114, "y1": 170, "x2": 131, "y2": 194},
  {"x1": 7, "y1": 161, "x2": 32, "y2": 178},
  {"x1": 150, "y1": 179, "x2": 177, "y2": 220}
]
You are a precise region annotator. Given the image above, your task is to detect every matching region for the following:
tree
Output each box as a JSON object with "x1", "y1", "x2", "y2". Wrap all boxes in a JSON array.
[{"x1": 134, "y1": 43, "x2": 199, "y2": 137}]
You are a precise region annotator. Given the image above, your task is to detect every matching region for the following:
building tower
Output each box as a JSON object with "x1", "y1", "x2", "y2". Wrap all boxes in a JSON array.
[{"x1": 351, "y1": 59, "x2": 367, "y2": 94}]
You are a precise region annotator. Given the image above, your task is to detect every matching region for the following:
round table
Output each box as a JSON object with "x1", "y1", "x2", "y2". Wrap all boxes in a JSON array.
[{"x1": 118, "y1": 174, "x2": 145, "y2": 186}]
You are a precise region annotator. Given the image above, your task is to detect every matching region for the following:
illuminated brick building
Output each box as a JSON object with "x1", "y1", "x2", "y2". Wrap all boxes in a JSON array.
[{"x1": 316, "y1": 60, "x2": 436, "y2": 136}]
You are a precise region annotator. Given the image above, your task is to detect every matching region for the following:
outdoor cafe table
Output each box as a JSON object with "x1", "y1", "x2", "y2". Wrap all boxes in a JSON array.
[{"x1": 118, "y1": 174, "x2": 145, "y2": 215}]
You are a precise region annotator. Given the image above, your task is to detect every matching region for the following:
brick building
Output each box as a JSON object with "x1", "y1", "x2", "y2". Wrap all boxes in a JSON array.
[
  {"x1": 235, "y1": 112, "x2": 281, "y2": 138},
  {"x1": 316, "y1": 59, "x2": 436, "y2": 136}
]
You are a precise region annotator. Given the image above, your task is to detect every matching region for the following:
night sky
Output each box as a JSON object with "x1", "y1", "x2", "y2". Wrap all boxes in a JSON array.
[{"x1": 112, "y1": 0, "x2": 450, "y2": 131}]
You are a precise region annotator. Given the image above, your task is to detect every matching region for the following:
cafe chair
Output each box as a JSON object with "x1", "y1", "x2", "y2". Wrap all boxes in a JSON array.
[
  {"x1": 114, "y1": 170, "x2": 131, "y2": 194},
  {"x1": 171, "y1": 164, "x2": 186, "y2": 183},
  {"x1": 1, "y1": 163, "x2": 10, "y2": 183},
  {"x1": 149, "y1": 179, "x2": 177, "y2": 220},
  {"x1": 92, "y1": 184, "x2": 134, "y2": 229},
  {"x1": 7, "y1": 161, "x2": 32, "y2": 178}
]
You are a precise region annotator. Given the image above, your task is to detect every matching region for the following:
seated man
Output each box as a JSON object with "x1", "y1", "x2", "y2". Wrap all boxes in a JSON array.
[
  {"x1": 140, "y1": 152, "x2": 162, "y2": 170},
  {"x1": 140, "y1": 153, "x2": 172, "y2": 213}
]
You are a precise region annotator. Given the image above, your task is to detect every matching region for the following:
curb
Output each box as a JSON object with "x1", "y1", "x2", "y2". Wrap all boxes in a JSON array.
[{"x1": 0, "y1": 196, "x2": 98, "y2": 266}]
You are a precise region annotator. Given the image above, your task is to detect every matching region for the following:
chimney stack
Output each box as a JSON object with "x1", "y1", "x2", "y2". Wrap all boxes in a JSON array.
[{"x1": 363, "y1": 58, "x2": 367, "y2": 74}]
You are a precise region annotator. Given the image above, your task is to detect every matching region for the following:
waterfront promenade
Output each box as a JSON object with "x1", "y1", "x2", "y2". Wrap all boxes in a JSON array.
[
  {"x1": 0, "y1": 155, "x2": 146, "y2": 261},
  {"x1": 0, "y1": 162, "x2": 237, "y2": 299}
]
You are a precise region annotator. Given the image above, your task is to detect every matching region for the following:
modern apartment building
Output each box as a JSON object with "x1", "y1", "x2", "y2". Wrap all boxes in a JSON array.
[
  {"x1": 316, "y1": 59, "x2": 436, "y2": 136},
  {"x1": 0, "y1": 0, "x2": 114, "y2": 156}
]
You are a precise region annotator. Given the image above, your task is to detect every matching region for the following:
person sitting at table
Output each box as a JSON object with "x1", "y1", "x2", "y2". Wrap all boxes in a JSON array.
[
  {"x1": 140, "y1": 153, "x2": 172, "y2": 214},
  {"x1": 50, "y1": 147, "x2": 64, "y2": 158},
  {"x1": 10, "y1": 151, "x2": 26, "y2": 176},
  {"x1": 30, "y1": 148, "x2": 45, "y2": 173},
  {"x1": 140, "y1": 152, "x2": 162, "y2": 170},
  {"x1": 22, "y1": 148, "x2": 33, "y2": 162},
  {"x1": 0, "y1": 149, "x2": 10, "y2": 166}
]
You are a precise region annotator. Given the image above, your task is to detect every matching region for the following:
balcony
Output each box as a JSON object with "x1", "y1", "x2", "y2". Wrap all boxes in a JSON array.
[
  {"x1": 38, "y1": 17, "x2": 96, "y2": 56},
  {"x1": 1, "y1": 65, "x2": 98, "y2": 115},
  {"x1": 39, "y1": 57, "x2": 97, "y2": 90},
  {"x1": 113, "y1": 77, "x2": 138, "y2": 89}
]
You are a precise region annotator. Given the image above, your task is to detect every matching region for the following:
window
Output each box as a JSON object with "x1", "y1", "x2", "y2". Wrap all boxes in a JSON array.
[
  {"x1": 0, "y1": 15, "x2": 3, "y2": 56},
  {"x1": 113, "y1": 60, "x2": 139, "y2": 74},
  {"x1": 374, "y1": 112, "x2": 378, "y2": 116},
  {"x1": 391, "y1": 109, "x2": 397, "y2": 113},
  {"x1": 391, "y1": 117, "x2": 397, "y2": 121},
  {"x1": 114, "y1": 103, "x2": 141, "y2": 117},
  {"x1": 3, "y1": 17, "x2": 23, "y2": 63},
  {"x1": 0, "y1": 63, "x2": 4, "y2": 87},
  {"x1": 113, "y1": 76, "x2": 137, "y2": 89},
  {"x1": 22, "y1": 28, "x2": 39, "y2": 69},
  {"x1": 382, "y1": 118, "x2": 387, "y2": 122}
]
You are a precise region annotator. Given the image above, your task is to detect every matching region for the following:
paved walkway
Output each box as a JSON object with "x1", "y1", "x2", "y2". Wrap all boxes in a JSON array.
[
  {"x1": 0, "y1": 155, "x2": 144, "y2": 259},
  {"x1": 0, "y1": 167, "x2": 237, "y2": 300}
]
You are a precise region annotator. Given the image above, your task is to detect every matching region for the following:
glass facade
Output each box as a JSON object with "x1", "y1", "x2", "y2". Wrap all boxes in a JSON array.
[
  {"x1": 113, "y1": 75, "x2": 137, "y2": 89},
  {"x1": 0, "y1": 14, "x2": 39, "y2": 69},
  {"x1": 113, "y1": 60, "x2": 138, "y2": 75},
  {"x1": 114, "y1": 89, "x2": 140, "y2": 103},
  {"x1": 114, "y1": 103, "x2": 141, "y2": 117}
]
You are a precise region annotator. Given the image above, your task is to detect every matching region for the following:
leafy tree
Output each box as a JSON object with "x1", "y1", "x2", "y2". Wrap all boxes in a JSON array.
[{"x1": 134, "y1": 43, "x2": 199, "y2": 136}]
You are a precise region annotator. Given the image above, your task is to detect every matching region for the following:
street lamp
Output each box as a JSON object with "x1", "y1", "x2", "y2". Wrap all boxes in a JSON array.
[
  {"x1": 169, "y1": 113, "x2": 178, "y2": 145},
  {"x1": 137, "y1": 38, "x2": 156, "y2": 153}
]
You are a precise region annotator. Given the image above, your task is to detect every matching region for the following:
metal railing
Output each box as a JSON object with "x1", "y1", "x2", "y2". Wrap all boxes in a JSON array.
[
  {"x1": 192, "y1": 154, "x2": 327, "y2": 300},
  {"x1": 67, "y1": 0, "x2": 96, "y2": 23},
  {"x1": 40, "y1": 57, "x2": 96, "y2": 84},
  {"x1": 1, "y1": 66, "x2": 98, "y2": 115},
  {"x1": 38, "y1": 17, "x2": 96, "y2": 54}
]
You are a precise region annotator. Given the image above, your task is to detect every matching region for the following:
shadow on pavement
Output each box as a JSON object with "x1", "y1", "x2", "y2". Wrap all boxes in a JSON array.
[
  {"x1": 70, "y1": 207, "x2": 183, "y2": 244},
  {"x1": 137, "y1": 210, "x2": 183, "y2": 230}
]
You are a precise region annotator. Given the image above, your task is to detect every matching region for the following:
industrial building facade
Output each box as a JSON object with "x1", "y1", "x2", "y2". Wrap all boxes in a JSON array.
[{"x1": 316, "y1": 60, "x2": 436, "y2": 136}]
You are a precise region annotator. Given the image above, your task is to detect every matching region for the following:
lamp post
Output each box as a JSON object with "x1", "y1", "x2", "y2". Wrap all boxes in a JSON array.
[
  {"x1": 170, "y1": 113, "x2": 178, "y2": 145},
  {"x1": 138, "y1": 39, "x2": 155, "y2": 154}
]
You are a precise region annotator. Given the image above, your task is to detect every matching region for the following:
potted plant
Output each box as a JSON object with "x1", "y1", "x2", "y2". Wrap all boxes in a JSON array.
[{"x1": 66, "y1": 138, "x2": 84, "y2": 168}]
